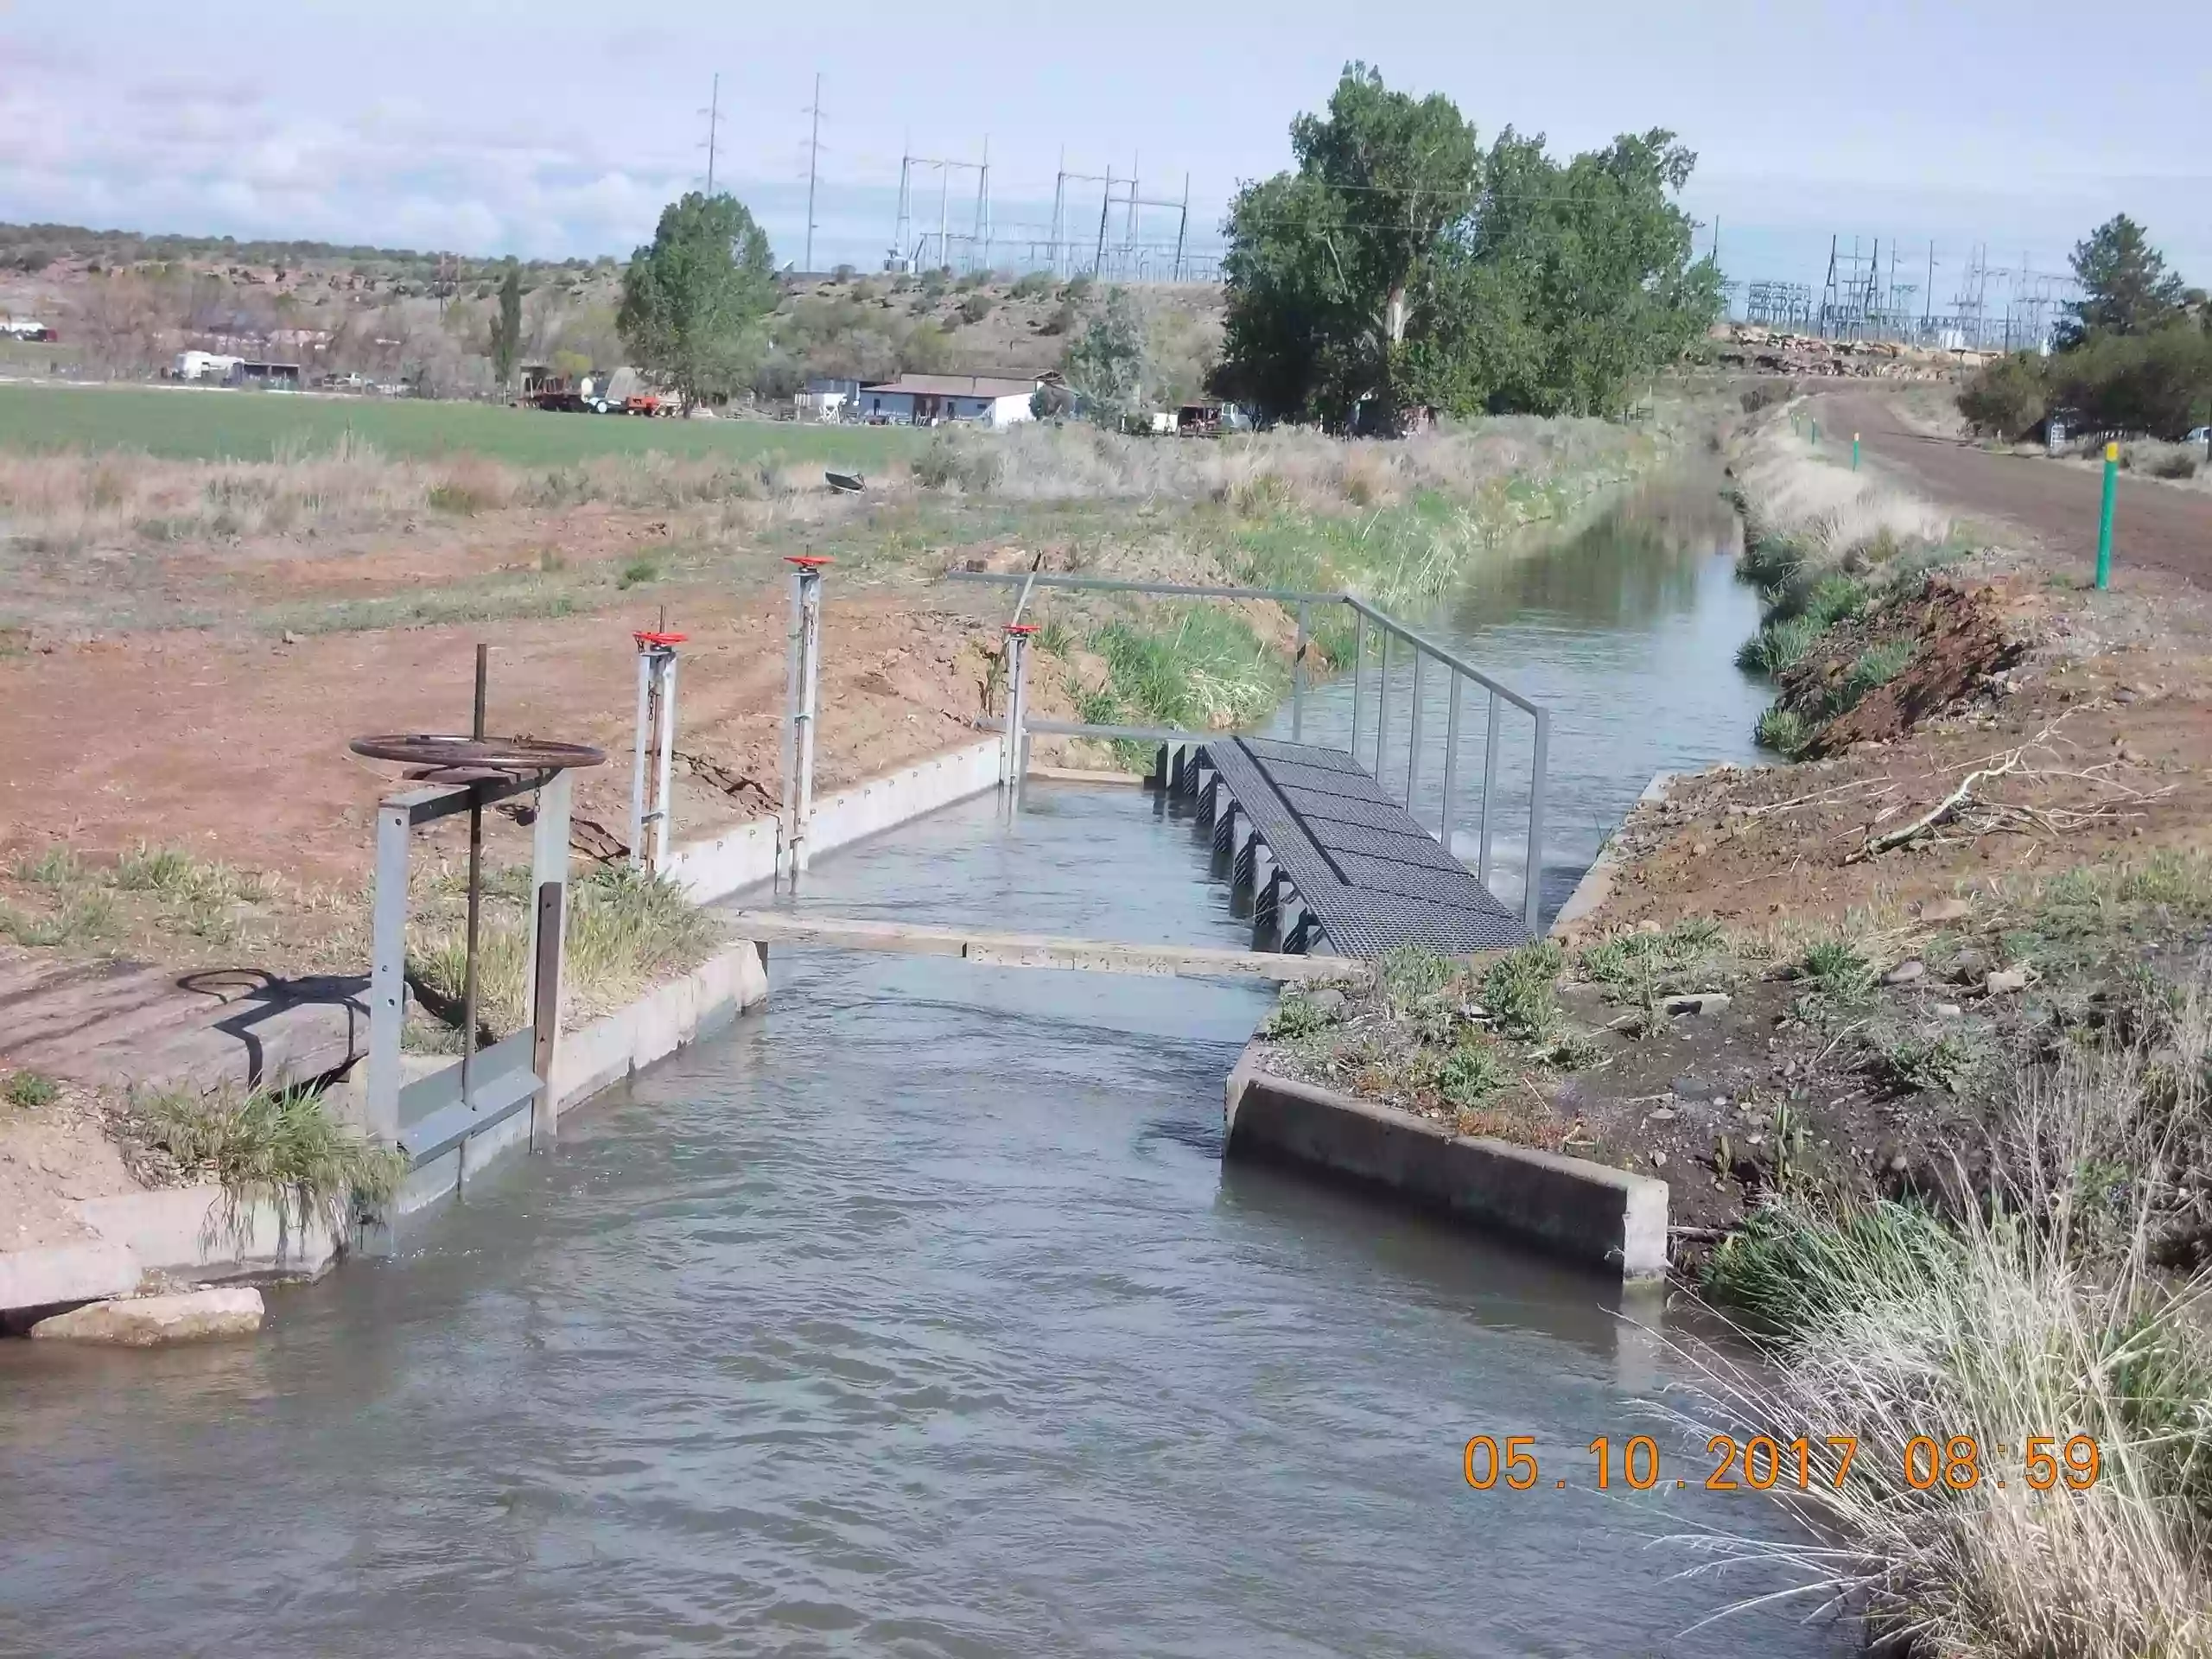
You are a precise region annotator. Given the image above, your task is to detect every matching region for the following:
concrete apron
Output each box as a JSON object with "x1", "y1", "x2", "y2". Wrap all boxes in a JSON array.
[{"x1": 1224, "y1": 1039, "x2": 1670, "y2": 1281}]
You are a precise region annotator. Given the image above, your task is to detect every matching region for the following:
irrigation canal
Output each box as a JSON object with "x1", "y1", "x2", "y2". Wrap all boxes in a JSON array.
[{"x1": 0, "y1": 481, "x2": 1830, "y2": 1656}]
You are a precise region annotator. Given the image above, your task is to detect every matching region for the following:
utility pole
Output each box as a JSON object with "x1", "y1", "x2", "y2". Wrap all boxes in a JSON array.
[
  {"x1": 892, "y1": 138, "x2": 912, "y2": 271},
  {"x1": 1051, "y1": 150, "x2": 1066, "y2": 277},
  {"x1": 703, "y1": 73, "x2": 721, "y2": 195},
  {"x1": 1094, "y1": 164, "x2": 1112, "y2": 276},
  {"x1": 1173, "y1": 173, "x2": 1189, "y2": 283},
  {"x1": 1126, "y1": 151, "x2": 1141, "y2": 268},
  {"x1": 975, "y1": 136, "x2": 990, "y2": 274},
  {"x1": 1925, "y1": 240, "x2": 1935, "y2": 335},
  {"x1": 938, "y1": 159, "x2": 950, "y2": 273},
  {"x1": 804, "y1": 72, "x2": 823, "y2": 272}
]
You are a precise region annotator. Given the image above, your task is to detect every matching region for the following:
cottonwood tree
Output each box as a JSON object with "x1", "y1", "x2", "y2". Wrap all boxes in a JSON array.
[
  {"x1": 491, "y1": 261, "x2": 523, "y2": 388},
  {"x1": 1063, "y1": 286, "x2": 1151, "y2": 425},
  {"x1": 618, "y1": 192, "x2": 778, "y2": 406},
  {"x1": 1212, "y1": 65, "x2": 1719, "y2": 427},
  {"x1": 2060, "y1": 214, "x2": 2185, "y2": 346}
]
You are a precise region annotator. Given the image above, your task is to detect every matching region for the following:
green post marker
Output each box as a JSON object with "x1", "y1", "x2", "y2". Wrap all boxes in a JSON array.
[
  {"x1": 2095, "y1": 441, "x2": 2119, "y2": 588},
  {"x1": 1853, "y1": 433, "x2": 1860, "y2": 471},
  {"x1": 1810, "y1": 419, "x2": 1820, "y2": 447}
]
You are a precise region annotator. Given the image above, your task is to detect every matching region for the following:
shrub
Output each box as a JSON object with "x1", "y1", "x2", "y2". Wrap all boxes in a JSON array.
[
  {"x1": 4, "y1": 1070, "x2": 60, "y2": 1108},
  {"x1": 1378, "y1": 944, "x2": 1456, "y2": 1013},
  {"x1": 616, "y1": 556, "x2": 659, "y2": 588},
  {"x1": 2047, "y1": 324, "x2": 2212, "y2": 438},
  {"x1": 957, "y1": 292, "x2": 994, "y2": 325},
  {"x1": 1263, "y1": 992, "x2": 1334, "y2": 1039},
  {"x1": 1738, "y1": 381, "x2": 1789, "y2": 414},
  {"x1": 1802, "y1": 572, "x2": 1869, "y2": 628},
  {"x1": 1754, "y1": 703, "x2": 1810, "y2": 756},
  {"x1": 1434, "y1": 1039, "x2": 1507, "y2": 1107},
  {"x1": 1956, "y1": 351, "x2": 2050, "y2": 439},
  {"x1": 1735, "y1": 613, "x2": 1821, "y2": 675},
  {"x1": 1010, "y1": 270, "x2": 1056, "y2": 300},
  {"x1": 1797, "y1": 937, "x2": 1878, "y2": 1004},
  {"x1": 1823, "y1": 638, "x2": 1916, "y2": 717},
  {"x1": 1878, "y1": 1031, "x2": 1984, "y2": 1095},
  {"x1": 1480, "y1": 941, "x2": 1563, "y2": 1041}
]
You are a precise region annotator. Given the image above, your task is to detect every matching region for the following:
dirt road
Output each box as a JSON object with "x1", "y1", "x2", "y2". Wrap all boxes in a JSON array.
[{"x1": 1817, "y1": 387, "x2": 2212, "y2": 588}]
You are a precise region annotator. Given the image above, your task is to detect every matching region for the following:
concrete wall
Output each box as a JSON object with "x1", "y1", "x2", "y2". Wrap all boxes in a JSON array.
[
  {"x1": 663, "y1": 739, "x2": 1001, "y2": 904},
  {"x1": 1224, "y1": 1044, "x2": 1669, "y2": 1280}
]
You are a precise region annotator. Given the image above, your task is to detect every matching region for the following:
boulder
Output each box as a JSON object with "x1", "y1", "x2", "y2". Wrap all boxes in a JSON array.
[
  {"x1": 1882, "y1": 959, "x2": 1927, "y2": 987},
  {"x1": 29, "y1": 1287, "x2": 264, "y2": 1346},
  {"x1": 1662, "y1": 993, "x2": 1732, "y2": 1017}
]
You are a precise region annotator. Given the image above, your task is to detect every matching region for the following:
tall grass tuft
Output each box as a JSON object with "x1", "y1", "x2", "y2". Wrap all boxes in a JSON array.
[
  {"x1": 132, "y1": 1084, "x2": 405, "y2": 1236},
  {"x1": 1676, "y1": 962, "x2": 2212, "y2": 1655},
  {"x1": 407, "y1": 865, "x2": 721, "y2": 1038}
]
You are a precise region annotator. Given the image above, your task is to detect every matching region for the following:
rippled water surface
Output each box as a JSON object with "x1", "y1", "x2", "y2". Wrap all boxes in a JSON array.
[{"x1": 1, "y1": 512, "x2": 1843, "y2": 1658}]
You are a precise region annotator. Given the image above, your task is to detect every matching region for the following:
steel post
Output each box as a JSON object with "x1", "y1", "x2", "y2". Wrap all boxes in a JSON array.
[
  {"x1": 1440, "y1": 672, "x2": 1464, "y2": 860},
  {"x1": 628, "y1": 651, "x2": 652, "y2": 871},
  {"x1": 1478, "y1": 692, "x2": 1501, "y2": 889},
  {"x1": 363, "y1": 799, "x2": 411, "y2": 1143},
  {"x1": 2096, "y1": 442, "x2": 2118, "y2": 588},
  {"x1": 1292, "y1": 601, "x2": 1309, "y2": 742},
  {"x1": 1374, "y1": 629, "x2": 1392, "y2": 791},
  {"x1": 652, "y1": 652, "x2": 678, "y2": 872},
  {"x1": 1002, "y1": 625, "x2": 1033, "y2": 804},
  {"x1": 1404, "y1": 649, "x2": 1425, "y2": 812},
  {"x1": 781, "y1": 560, "x2": 828, "y2": 880},
  {"x1": 459, "y1": 645, "x2": 488, "y2": 1120},
  {"x1": 1524, "y1": 709, "x2": 1550, "y2": 933},
  {"x1": 1350, "y1": 613, "x2": 1366, "y2": 765}
]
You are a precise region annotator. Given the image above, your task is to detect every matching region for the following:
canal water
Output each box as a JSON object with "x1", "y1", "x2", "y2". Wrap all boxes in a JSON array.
[
  {"x1": 0, "y1": 492, "x2": 1838, "y2": 1657},
  {"x1": 1273, "y1": 476, "x2": 1770, "y2": 925}
]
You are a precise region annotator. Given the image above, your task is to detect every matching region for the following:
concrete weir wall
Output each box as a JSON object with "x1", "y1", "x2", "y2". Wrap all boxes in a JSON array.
[
  {"x1": 664, "y1": 740, "x2": 1001, "y2": 903},
  {"x1": 1224, "y1": 1044, "x2": 1669, "y2": 1280}
]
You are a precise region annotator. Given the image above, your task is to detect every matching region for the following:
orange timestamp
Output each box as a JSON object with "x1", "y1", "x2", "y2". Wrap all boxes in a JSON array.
[{"x1": 1462, "y1": 1433, "x2": 2102, "y2": 1493}]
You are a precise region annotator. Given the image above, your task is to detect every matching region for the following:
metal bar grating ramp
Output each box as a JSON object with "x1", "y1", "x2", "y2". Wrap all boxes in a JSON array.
[{"x1": 1205, "y1": 736, "x2": 1528, "y2": 957}]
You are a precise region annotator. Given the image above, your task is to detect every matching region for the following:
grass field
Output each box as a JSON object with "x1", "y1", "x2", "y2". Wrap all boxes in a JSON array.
[{"x1": 0, "y1": 381, "x2": 926, "y2": 467}]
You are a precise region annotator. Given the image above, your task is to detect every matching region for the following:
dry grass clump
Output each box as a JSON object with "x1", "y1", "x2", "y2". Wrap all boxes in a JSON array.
[
  {"x1": 1679, "y1": 958, "x2": 2212, "y2": 1656},
  {"x1": 905, "y1": 413, "x2": 1648, "y2": 510},
  {"x1": 0, "y1": 435, "x2": 834, "y2": 551},
  {"x1": 406, "y1": 865, "x2": 722, "y2": 1039},
  {"x1": 1732, "y1": 416, "x2": 1953, "y2": 594}
]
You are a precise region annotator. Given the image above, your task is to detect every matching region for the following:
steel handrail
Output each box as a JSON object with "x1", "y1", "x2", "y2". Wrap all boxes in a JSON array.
[{"x1": 944, "y1": 567, "x2": 1551, "y2": 931}]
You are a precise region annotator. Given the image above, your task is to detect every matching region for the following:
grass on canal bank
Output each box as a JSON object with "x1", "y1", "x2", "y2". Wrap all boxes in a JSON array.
[{"x1": 1677, "y1": 953, "x2": 2212, "y2": 1656}]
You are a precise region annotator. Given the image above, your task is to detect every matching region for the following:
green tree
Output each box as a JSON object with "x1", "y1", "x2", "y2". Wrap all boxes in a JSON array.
[
  {"x1": 491, "y1": 260, "x2": 523, "y2": 388},
  {"x1": 1213, "y1": 67, "x2": 1719, "y2": 426},
  {"x1": 617, "y1": 192, "x2": 778, "y2": 406},
  {"x1": 2059, "y1": 214, "x2": 2184, "y2": 347},
  {"x1": 1216, "y1": 64, "x2": 1478, "y2": 427},
  {"x1": 1062, "y1": 286, "x2": 1151, "y2": 426},
  {"x1": 1955, "y1": 350, "x2": 2049, "y2": 439}
]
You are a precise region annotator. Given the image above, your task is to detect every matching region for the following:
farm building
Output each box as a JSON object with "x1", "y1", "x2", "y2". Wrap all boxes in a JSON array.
[{"x1": 856, "y1": 373, "x2": 1042, "y2": 428}]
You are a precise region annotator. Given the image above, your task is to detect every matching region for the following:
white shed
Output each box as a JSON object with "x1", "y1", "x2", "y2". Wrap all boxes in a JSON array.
[{"x1": 855, "y1": 373, "x2": 1040, "y2": 429}]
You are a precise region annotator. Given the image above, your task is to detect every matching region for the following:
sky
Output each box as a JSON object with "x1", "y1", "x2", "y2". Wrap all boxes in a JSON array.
[{"x1": 4, "y1": 0, "x2": 2209, "y2": 302}]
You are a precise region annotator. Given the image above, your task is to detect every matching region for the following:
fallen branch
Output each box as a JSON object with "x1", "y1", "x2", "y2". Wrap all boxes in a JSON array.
[{"x1": 1846, "y1": 753, "x2": 2024, "y2": 863}]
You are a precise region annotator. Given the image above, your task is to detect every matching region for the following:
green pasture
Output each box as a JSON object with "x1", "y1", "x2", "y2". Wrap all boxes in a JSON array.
[{"x1": 0, "y1": 381, "x2": 924, "y2": 468}]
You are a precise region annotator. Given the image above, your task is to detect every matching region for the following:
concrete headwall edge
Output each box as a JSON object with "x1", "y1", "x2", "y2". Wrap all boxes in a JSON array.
[
  {"x1": 1549, "y1": 771, "x2": 1675, "y2": 938},
  {"x1": 1224, "y1": 1040, "x2": 1669, "y2": 1280},
  {"x1": 665, "y1": 739, "x2": 1002, "y2": 904}
]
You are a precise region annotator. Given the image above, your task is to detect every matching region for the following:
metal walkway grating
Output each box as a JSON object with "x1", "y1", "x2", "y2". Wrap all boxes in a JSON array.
[{"x1": 1199, "y1": 737, "x2": 1529, "y2": 957}]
